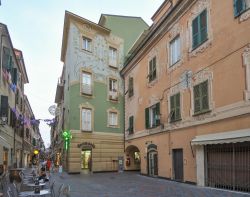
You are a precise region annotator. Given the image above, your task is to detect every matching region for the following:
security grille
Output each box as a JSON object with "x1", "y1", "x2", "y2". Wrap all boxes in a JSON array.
[{"x1": 205, "y1": 142, "x2": 250, "y2": 192}]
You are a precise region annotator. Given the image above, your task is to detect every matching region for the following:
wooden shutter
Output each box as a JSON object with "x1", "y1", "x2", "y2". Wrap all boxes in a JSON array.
[
  {"x1": 128, "y1": 77, "x2": 134, "y2": 97},
  {"x1": 192, "y1": 17, "x2": 199, "y2": 48},
  {"x1": 145, "y1": 108, "x2": 149, "y2": 129},
  {"x1": 12, "y1": 68, "x2": 18, "y2": 85},
  {"x1": 234, "y1": 0, "x2": 246, "y2": 16},
  {"x1": 129, "y1": 116, "x2": 134, "y2": 134},
  {"x1": 176, "y1": 93, "x2": 181, "y2": 120},
  {"x1": 170, "y1": 95, "x2": 175, "y2": 122},
  {"x1": 155, "y1": 102, "x2": 160, "y2": 126},
  {"x1": 201, "y1": 81, "x2": 209, "y2": 111},
  {"x1": 194, "y1": 84, "x2": 201, "y2": 113},
  {"x1": 149, "y1": 60, "x2": 153, "y2": 81},
  {"x1": 0, "y1": 96, "x2": 8, "y2": 119},
  {"x1": 152, "y1": 57, "x2": 156, "y2": 80},
  {"x1": 2, "y1": 47, "x2": 10, "y2": 70},
  {"x1": 200, "y1": 10, "x2": 207, "y2": 43}
]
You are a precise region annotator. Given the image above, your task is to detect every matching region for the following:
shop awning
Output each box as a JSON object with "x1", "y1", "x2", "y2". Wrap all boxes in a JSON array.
[
  {"x1": 191, "y1": 128, "x2": 250, "y2": 145},
  {"x1": 0, "y1": 135, "x2": 11, "y2": 148}
]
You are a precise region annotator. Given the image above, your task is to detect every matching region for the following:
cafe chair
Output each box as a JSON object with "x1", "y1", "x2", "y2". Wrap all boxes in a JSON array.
[
  {"x1": 56, "y1": 184, "x2": 64, "y2": 197},
  {"x1": 62, "y1": 185, "x2": 70, "y2": 197}
]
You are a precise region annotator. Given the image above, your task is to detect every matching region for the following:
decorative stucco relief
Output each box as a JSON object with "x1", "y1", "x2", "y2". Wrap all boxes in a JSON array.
[
  {"x1": 187, "y1": 0, "x2": 213, "y2": 57},
  {"x1": 240, "y1": 9, "x2": 250, "y2": 22},
  {"x1": 243, "y1": 44, "x2": 250, "y2": 100}
]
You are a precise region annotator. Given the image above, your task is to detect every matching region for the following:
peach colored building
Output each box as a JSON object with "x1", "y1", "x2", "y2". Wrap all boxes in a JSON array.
[{"x1": 121, "y1": 0, "x2": 250, "y2": 192}]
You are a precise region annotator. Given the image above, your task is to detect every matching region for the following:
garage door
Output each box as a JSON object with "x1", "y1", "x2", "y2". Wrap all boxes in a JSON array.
[{"x1": 205, "y1": 142, "x2": 250, "y2": 192}]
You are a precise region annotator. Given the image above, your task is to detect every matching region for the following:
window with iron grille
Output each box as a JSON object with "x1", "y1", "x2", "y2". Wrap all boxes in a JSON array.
[
  {"x1": 145, "y1": 102, "x2": 160, "y2": 129},
  {"x1": 193, "y1": 80, "x2": 209, "y2": 114},
  {"x1": 148, "y1": 57, "x2": 156, "y2": 82},
  {"x1": 234, "y1": 0, "x2": 250, "y2": 17},
  {"x1": 192, "y1": 9, "x2": 208, "y2": 49},
  {"x1": 128, "y1": 77, "x2": 134, "y2": 97},
  {"x1": 81, "y1": 71, "x2": 92, "y2": 95},
  {"x1": 128, "y1": 116, "x2": 134, "y2": 134},
  {"x1": 170, "y1": 93, "x2": 181, "y2": 122}
]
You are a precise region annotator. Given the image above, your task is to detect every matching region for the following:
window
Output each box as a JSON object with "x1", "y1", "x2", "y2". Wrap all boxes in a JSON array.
[
  {"x1": 170, "y1": 93, "x2": 181, "y2": 122},
  {"x1": 109, "y1": 47, "x2": 117, "y2": 68},
  {"x1": 109, "y1": 78, "x2": 118, "y2": 100},
  {"x1": 0, "y1": 96, "x2": 8, "y2": 120},
  {"x1": 234, "y1": 0, "x2": 250, "y2": 17},
  {"x1": 109, "y1": 111, "x2": 118, "y2": 126},
  {"x1": 192, "y1": 9, "x2": 208, "y2": 49},
  {"x1": 82, "y1": 37, "x2": 92, "y2": 51},
  {"x1": 81, "y1": 72, "x2": 92, "y2": 95},
  {"x1": 128, "y1": 77, "x2": 134, "y2": 97},
  {"x1": 2, "y1": 47, "x2": 12, "y2": 71},
  {"x1": 128, "y1": 116, "x2": 134, "y2": 134},
  {"x1": 170, "y1": 35, "x2": 181, "y2": 66},
  {"x1": 81, "y1": 108, "x2": 92, "y2": 131},
  {"x1": 145, "y1": 103, "x2": 160, "y2": 129},
  {"x1": 148, "y1": 57, "x2": 156, "y2": 82},
  {"x1": 193, "y1": 80, "x2": 209, "y2": 114}
]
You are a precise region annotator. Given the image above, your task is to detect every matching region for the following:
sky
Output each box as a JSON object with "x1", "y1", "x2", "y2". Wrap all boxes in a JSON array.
[{"x1": 0, "y1": 0, "x2": 164, "y2": 147}]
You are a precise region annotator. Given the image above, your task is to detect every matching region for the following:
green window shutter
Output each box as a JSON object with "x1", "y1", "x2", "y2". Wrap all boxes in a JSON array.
[
  {"x1": 32, "y1": 138, "x2": 36, "y2": 146},
  {"x1": 176, "y1": 93, "x2": 181, "y2": 120},
  {"x1": 234, "y1": 0, "x2": 246, "y2": 16},
  {"x1": 194, "y1": 85, "x2": 201, "y2": 113},
  {"x1": 201, "y1": 81, "x2": 209, "y2": 111},
  {"x1": 11, "y1": 68, "x2": 18, "y2": 85},
  {"x1": 155, "y1": 102, "x2": 160, "y2": 126},
  {"x1": 2, "y1": 47, "x2": 10, "y2": 70},
  {"x1": 200, "y1": 10, "x2": 207, "y2": 43},
  {"x1": 128, "y1": 77, "x2": 134, "y2": 97},
  {"x1": 170, "y1": 95, "x2": 175, "y2": 122},
  {"x1": 145, "y1": 108, "x2": 149, "y2": 129},
  {"x1": 0, "y1": 96, "x2": 8, "y2": 119},
  {"x1": 149, "y1": 60, "x2": 153, "y2": 81},
  {"x1": 192, "y1": 17, "x2": 199, "y2": 48},
  {"x1": 129, "y1": 116, "x2": 134, "y2": 134},
  {"x1": 152, "y1": 57, "x2": 156, "y2": 80}
]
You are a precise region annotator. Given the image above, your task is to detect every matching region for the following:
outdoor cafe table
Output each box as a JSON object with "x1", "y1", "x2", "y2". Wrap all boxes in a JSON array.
[
  {"x1": 18, "y1": 190, "x2": 51, "y2": 196},
  {"x1": 25, "y1": 182, "x2": 46, "y2": 189}
]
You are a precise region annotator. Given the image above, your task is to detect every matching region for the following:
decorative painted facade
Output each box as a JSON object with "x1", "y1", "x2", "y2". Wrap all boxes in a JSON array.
[{"x1": 121, "y1": 0, "x2": 250, "y2": 192}]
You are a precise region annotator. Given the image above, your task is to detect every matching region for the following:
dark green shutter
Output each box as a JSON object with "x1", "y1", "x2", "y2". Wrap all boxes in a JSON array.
[
  {"x1": 0, "y1": 96, "x2": 8, "y2": 120},
  {"x1": 200, "y1": 10, "x2": 207, "y2": 43},
  {"x1": 176, "y1": 93, "x2": 181, "y2": 120},
  {"x1": 153, "y1": 57, "x2": 156, "y2": 80},
  {"x1": 170, "y1": 95, "x2": 175, "y2": 122},
  {"x1": 129, "y1": 116, "x2": 134, "y2": 134},
  {"x1": 201, "y1": 81, "x2": 209, "y2": 110},
  {"x1": 155, "y1": 102, "x2": 160, "y2": 126},
  {"x1": 149, "y1": 59, "x2": 153, "y2": 81},
  {"x1": 192, "y1": 17, "x2": 199, "y2": 48},
  {"x1": 194, "y1": 85, "x2": 201, "y2": 113},
  {"x1": 234, "y1": 0, "x2": 246, "y2": 16},
  {"x1": 145, "y1": 108, "x2": 149, "y2": 129},
  {"x1": 2, "y1": 47, "x2": 10, "y2": 70},
  {"x1": 32, "y1": 138, "x2": 36, "y2": 146},
  {"x1": 128, "y1": 77, "x2": 134, "y2": 97},
  {"x1": 12, "y1": 68, "x2": 17, "y2": 85}
]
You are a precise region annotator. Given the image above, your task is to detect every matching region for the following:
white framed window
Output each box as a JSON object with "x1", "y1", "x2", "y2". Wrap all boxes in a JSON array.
[
  {"x1": 170, "y1": 35, "x2": 181, "y2": 66},
  {"x1": 81, "y1": 72, "x2": 92, "y2": 95},
  {"x1": 81, "y1": 108, "x2": 92, "y2": 131},
  {"x1": 109, "y1": 111, "x2": 118, "y2": 126},
  {"x1": 109, "y1": 47, "x2": 117, "y2": 67},
  {"x1": 82, "y1": 37, "x2": 92, "y2": 51},
  {"x1": 109, "y1": 78, "x2": 118, "y2": 100}
]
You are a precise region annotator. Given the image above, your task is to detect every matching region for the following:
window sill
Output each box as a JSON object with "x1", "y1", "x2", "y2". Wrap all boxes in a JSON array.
[
  {"x1": 81, "y1": 130, "x2": 92, "y2": 132},
  {"x1": 192, "y1": 38, "x2": 208, "y2": 51},
  {"x1": 109, "y1": 65, "x2": 118, "y2": 69},
  {"x1": 81, "y1": 92, "x2": 93, "y2": 97},
  {"x1": 193, "y1": 109, "x2": 211, "y2": 116},
  {"x1": 82, "y1": 49, "x2": 92, "y2": 53},
  {"x1": 169, "y1": 59, "x2": 181, "y2": 68},
  {"x1": 234, "y1": 7, "x2": 250, "y2": 18},
  {"x1": 170, "y1": 118, "x2": 182, "y2": 123}
]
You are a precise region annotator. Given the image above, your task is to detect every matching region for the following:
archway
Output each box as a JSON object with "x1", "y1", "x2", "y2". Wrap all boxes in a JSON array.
[{"x1": 125, "y1": 145, "x2": 141, "y2": 171}]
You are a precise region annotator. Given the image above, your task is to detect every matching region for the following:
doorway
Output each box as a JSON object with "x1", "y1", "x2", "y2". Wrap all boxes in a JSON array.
[
  {"x1": 3, "y1": 149, "x2": 8, "y2": 172},
  {"x1": 172, "y1": 149, "x2": 183, "y2": 181},
  {"x1": 148, "y1": 151, "x2": 158, "y2": 176},
  {"x1": 81, "y1": 149, "x2": 92, "y2": 171}
]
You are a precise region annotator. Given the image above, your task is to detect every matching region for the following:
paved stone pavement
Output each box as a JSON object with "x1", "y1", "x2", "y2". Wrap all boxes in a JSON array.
[{"x1": 51, "y1": 171, "x2": 250, "y2": 197}]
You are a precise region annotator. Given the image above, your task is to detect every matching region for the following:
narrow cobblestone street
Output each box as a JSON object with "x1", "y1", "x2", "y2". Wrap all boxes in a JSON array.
[{"x1": 51, "y1": 171, "x2": 250, "y2": 197}]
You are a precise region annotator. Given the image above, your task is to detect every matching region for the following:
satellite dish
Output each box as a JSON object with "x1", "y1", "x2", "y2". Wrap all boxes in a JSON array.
[{"x1": 48, "y1": 105, "x2": 56, "y2": 116}]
